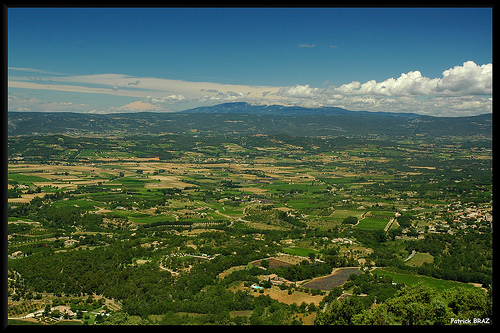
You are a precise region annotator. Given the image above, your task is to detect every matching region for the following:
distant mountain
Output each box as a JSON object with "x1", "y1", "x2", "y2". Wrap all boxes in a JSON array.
[
  {"x1": 7, "y1": 104, "x2": 492, "y2": 137},
  {"x1": 179, "y1": 102, "x2": 421, "y2": 118}
]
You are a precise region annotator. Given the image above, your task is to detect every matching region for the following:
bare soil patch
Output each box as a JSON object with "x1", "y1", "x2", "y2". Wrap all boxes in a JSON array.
[
  {"x1": 8, "y1": 193, "x2": 48, "y2": 203},
  {"x1": 254, "y1": 285, "x2": 324, "y2": 306},
  {"x1": 251, "y1": 258, "x2": 292, "y2": 269},
  {"x1": 145, "y1": 175, "x2": 196, "y2": 189},
  {"x1": 238, "y1": 186, "x2": 268, "y2": 194}
]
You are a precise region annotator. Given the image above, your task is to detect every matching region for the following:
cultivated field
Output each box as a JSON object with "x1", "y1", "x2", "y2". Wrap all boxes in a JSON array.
[
  {"x1": 251, "y1": 258, "x2": 293, "y2": 269},
  {"x1": 355, "y1": 217, "x2": 390, "y2": 230},
  {"x1": 7, "y1": 132, "x2": 492, "y2": 325},
  {"x1": 302, "y1": 267, "x2": 363, "y2": 291}
]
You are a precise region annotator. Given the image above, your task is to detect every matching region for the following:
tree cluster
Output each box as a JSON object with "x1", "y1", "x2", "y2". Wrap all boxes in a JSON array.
[{"x1": 316, "y1": 283, "x2": 492, "y2": 325}]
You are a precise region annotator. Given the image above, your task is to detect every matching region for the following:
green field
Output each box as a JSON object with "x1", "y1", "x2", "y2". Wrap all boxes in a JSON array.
[
  {"x1": 7, "y1": 131, "x2": 492, "y2": 326},
  {"x1": 355, "y1": 217, "x2": 389, "y2": 230},
  {"x1": 114, "y1": 176, "x2": 154, "y2": 188},
  {"x1": 8, "y1": 173, "x2": 49, "y2": 182},
  {"x1": 330, "y1": 209, "x2": 364, "y2": 220},
  {"x1": 374, "y1": 268, "x2": 480, "y2": 291},
  {"x1": 128, "y1": 214, "x2": 176, "y2": 224},
  {"x1": 405, "y1": 252, "x2": 434, "y2": 267},
  {"x1": 282, "y1": 247, "x2": 319, "y2": 257},
  {"x1": 370, "y1": 211, "x2": 395, "y2": 217}
]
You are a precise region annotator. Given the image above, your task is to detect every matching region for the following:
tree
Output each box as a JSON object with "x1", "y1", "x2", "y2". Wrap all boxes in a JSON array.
[
  {"x1": 50, "y1": 309, "x2": 61, "y2": 318},
  {"x1": 260, "y1": 280, "x2": 272, "y2": 289},
  {"x1": 444, "y1": 287, "x2": 492, "y2": 319},
  {"x1": 397, "y1": 214, "x2": 412, "y2": 228},
  {"x1": 315, "y1": 296, "x2": 365, "y2": 325},
  {"x1": 374, "y1": 229, "x2": 387, "y2": 243},
  {"x1": 342, "y1": 216, "x2": 358, "y2": 225},
  {"x1": 42, "y1": 304, "x2": 51, "y2": 317},
  {"x1": 308, "y1": 302, "x2": 316, "y2": 312},
  {"x1": 350, "y1": 283, "x2": 491, "y2": 325}
]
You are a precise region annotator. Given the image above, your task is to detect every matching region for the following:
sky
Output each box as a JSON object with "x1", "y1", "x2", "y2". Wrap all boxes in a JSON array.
[{"x1": 8, "y1": 7, "x2": 493, "y2": 116}]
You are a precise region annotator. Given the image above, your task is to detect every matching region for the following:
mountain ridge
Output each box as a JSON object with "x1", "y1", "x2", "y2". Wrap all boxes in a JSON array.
[
  {"x1": 178, "y1": 102, "x2": 421, "y2": 118},
  {"x1": 8, "y1": 102, "x2": 492, "y2": 137}
]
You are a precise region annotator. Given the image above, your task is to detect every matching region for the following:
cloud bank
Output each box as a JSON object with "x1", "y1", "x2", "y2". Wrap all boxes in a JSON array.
[
  {"x1": 265, "y1": 61, "x2": 492, "y2": 116},
  {"x1": 335, "y1": 61, "x2": 492, "y2": 97},
  {"x1": 8, "y1": 61, "x2": 492, "y2": 116}
]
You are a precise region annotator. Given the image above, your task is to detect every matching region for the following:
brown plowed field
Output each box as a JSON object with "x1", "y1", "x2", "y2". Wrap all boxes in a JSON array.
[{"x1": 251, "y1": 258, "x2": 293, "y2": 269}]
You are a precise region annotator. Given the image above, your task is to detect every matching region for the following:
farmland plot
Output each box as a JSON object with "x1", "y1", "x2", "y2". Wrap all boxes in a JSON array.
[
  {"x1": 302, "y1": 267, "x2": 363, "y2": 291},
  {"x1": 355, "y1": 217, "x2": 390, "y2": 230}
]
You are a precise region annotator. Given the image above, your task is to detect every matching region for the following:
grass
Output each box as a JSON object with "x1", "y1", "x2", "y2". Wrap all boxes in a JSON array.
[
  {"x1": 128, "y1": 214, "x2": 176, "y2": 224},
  {"x1": 373, "y1": 267, "x2": 480, "y2": 291},
  {"x1": 115, "y1": 176, "x2": 154, "y2": 188},
  {"x1": 282, "y1": 247, "x2": 319, "y2": 257},
  {"x1": 355, "y1": 217, "x2": 389, "y2": 230},
  {"x1": 229, "y1": 310, "x2": 253, "y2": 318},
  {"x1": 213, "y1": 205, "x2": 245, "y2": 218},
  {"x1": 8, "y1": 173, "x2": 49, "y2": 182},
  {"x1": 330, "y1": 209, "x2": 365, "y2": 219},
  {"x1": 405, "y1": 252, "x2": 434, "y2": 267},
  {"x1": 370, "y1": 211, "x2": 395, "y2": 217}
]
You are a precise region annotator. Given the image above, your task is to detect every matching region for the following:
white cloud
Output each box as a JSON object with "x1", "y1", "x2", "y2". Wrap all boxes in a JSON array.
[
  {"x1": 335, "y1": 61, "x2": 492, "y2": 97},
  {"x1": 11, "y1": 73, "x2": 280, "y2": 101},
  {"x1": 8, "y1": 80, "x2": 148, "y2": 98},
  {"x1": 8, "y1": 61, "x2": 492, "y2": 116},
  {"x1": 435, "y1": 61, "x2": 492, "y2": 95},
  {"x1": 163, "y1": 94, "x2": 186, "y2": 101},
  {"x1": 335, "y1": 81, "x2": 361, "y2": 94},
  {"x1": 277, "y1": 84, "x2": 319, "y2": 98},
  {"x1": 142, "y1": 95, "x2": 187, "y2": 104},
  {"x1": 7, "y1": 94, "x2": 92, "y2": 112},
  {"x1": 8, "y1": 67, "x2": 66, "y2": 75},
  {"x1": 298, "y1": 43, "x2": 315, "y2": 48}
]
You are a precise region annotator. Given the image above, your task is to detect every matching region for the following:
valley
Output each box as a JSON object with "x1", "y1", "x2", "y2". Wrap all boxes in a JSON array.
[{"x1": 7, "y1": 110, "x2": 493, "y2": 325}]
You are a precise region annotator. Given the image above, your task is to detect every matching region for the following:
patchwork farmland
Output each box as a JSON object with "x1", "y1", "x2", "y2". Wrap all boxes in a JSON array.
[{"x1": 7, "y1": 130, "x2": 492, "y2": 325}]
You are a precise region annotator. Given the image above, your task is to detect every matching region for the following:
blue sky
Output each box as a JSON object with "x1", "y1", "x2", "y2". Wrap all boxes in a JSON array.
[{"x1": 8, "y1": 7, "x2": 492, "y2": 116}]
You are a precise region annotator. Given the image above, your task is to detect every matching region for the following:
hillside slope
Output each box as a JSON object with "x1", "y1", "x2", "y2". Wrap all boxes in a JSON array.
[{"x1": 8, "y1": 104, "x2": 492, "y2": 137}]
